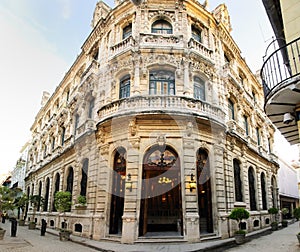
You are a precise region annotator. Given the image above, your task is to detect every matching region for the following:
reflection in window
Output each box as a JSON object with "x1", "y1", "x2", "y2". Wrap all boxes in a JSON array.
[
  {"x1": 194, "y1": 77, "x2": 205, "y2": 100},
  {"x1": 119, "y1": 75, "x2": 130, "y2": 99},
  {"x1": 248, "y1": 167, "x2": 257, "y2": 210},
  {"x1": 122, "y1": 24, "x2": 132, "y2": 39},
  {"x1": 149, "y1": 70, "x2": 175, "y2": 95},
  {"x1": 261, "y1": 172, "x2": 267, "y2": 210},
  {"x1": 233, "y1": 159, "x2": 243, "y2": 202},
  {"x1": 228, "y1": 99, "x2": 235, "y2": 120},
  {"x1": 243, "y1": 115, "x2": 249, "y2": 135},
  {"x1": 151, "y1": 20, "x2": 172, "y2": 34},
  {"x1": 192, "y1": 26, "x2": 202, "y2": 43},
  {"x1": 88, "y1": 98, "x2": 95, "y2": 118}
]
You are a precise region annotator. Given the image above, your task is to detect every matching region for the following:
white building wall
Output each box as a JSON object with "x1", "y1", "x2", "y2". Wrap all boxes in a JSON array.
[{"x1": 278, "y1": 158, "x2": 299, "y2": 199}]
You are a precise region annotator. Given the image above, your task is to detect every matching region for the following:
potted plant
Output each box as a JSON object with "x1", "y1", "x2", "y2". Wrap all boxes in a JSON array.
[
  {"x1": 297, "y1": 232, "x2": 300, "y2": 244},
  {"x1": 268, "y1": 207, "x2": 279, "y2": 231},
  {"x1": 54, "y1": 191, "x2": 72, "y2": 241},
  {"x1": 75, "y1": 195, "x2": 87, "y2": 210},
  {"x1": 281, "y1": 208, "x2": 289, "y2": 228},
  {"x1": 229, "y1": 207, "x2": 250, "y2": 244},
  {"x1": 293, "y1": 207, "x2": 300, "y2": 221},
  {"x1": 15, "y1": 193, "x2": 29, "y2": 226},
  {"x1": 0, "y1": 186, "x2": 9, "y2": 240},
  {"x1": 28, "y1": 195, "x2": 44, "y2": 229}
]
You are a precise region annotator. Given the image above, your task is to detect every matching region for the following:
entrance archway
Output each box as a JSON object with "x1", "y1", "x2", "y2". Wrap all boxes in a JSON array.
[
  {"x1": 196, "y1": 149, "x2": 213, "y2": 234},
  {"x1": 139, "y1": 145, "x2": 182, "y2": 236},
  {"x1": 109, "y1": 147, "x2": 126, "y2": 234}
]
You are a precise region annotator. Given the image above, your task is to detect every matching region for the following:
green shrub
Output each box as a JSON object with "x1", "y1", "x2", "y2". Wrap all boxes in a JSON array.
[
  {"x1": 229, "y1": 208, "x2": 250, "y2": 232},
  {"x1": 268, "y1": 207, "x2": 279, "y2": 215},
  {"x1": 77, "y1": 195, "x2": 86, "y2": 205},
  {"x1": 293, "y1": 207, "x2": 300, "y2": 220}
]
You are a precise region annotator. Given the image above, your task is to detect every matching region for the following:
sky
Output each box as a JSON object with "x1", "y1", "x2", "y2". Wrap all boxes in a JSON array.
[{"x1": 0, "y1": 0, "x2": 299, "y2": 176}]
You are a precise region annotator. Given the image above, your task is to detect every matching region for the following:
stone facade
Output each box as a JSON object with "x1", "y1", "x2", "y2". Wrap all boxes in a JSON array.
[{"x1": 25, "y1": 0, "x2": 279, "y2": 244}]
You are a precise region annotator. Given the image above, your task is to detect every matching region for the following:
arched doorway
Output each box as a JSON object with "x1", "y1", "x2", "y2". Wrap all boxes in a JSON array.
[
  {"x1": 139, "y1": 145, "x2": 182, "y2": 236},
  {"x1": 196, "y1": 149, "x2": 213, "y2": 234},
  {"x1": 109, "y1": 147, "x2": 127, "y2": 234}
]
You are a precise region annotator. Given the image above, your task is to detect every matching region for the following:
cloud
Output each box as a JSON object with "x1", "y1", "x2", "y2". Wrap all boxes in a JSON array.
[
  {"x1": 0, "y1": 4, "x2": 68, "y2": 173},
  {"x1": 59, "y1": 0, "x2": 72, "y2": 19}
]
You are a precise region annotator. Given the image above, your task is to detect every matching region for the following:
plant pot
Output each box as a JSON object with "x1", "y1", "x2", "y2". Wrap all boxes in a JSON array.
[
  {"x1": 271, "y1": 222, "x2": 278, "y2": 231},
  {"x1": 0, "y1": 228, "x2": 6, "y2": 240},
  {"x1": 297, "y1": 234, "x2": 300, "y2": 244},
  {"x1": 19, "y1": 220, "x2": 25, "y2": 226},
  {"x1": 234, "y1": 232, "x2": 246, "y2": 245},
  {"x1": 282, "y1": 221, "x2": 288, "y2": 227},
  {"x1": 28, "y1": 222, "x2": 36, "y2": 230},
  {"x1": 59, "y1": 230, "x2": 71, "y2": 241}
]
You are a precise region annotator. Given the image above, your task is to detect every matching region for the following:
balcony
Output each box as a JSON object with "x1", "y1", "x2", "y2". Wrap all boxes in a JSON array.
[
  {"x1": 188, "y1": 38, "x2": 214, "y2": 63},
  {"x1": 109, "y1": 36, "x2": 136, "y2": 59},
  {"x1": 261, "y1": 37, "x2": 300, "y2": 145},
  {"x1": 97, "y1": 95, "x2": 225, "y2": 126}
]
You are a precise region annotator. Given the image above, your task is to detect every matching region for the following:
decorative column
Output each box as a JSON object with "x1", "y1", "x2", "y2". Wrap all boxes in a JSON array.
[
  {"x1": 121, "y1": 122, "x2": 140, "y2": 244},
  {"x1": 182, "y1": 122, "x2": 199, "y2": 242},
  {"x1": 92, "y1": 129, "x2": 108, "y2": 240}
]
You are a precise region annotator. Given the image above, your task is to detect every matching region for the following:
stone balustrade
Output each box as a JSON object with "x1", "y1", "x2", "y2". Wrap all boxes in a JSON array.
[{"x1": 97, "y1": 95, "x2": 225, "y2": 125}]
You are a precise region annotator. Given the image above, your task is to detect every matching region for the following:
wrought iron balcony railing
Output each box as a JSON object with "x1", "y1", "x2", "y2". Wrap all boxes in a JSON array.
[{"x1": 261, "y1": 36, "x2": 300, "y2": 98}]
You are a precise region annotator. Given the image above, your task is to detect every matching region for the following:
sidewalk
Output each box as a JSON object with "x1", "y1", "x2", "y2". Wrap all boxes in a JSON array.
[{"x1": 0, "y1": 220, "x2": 299, "y2": 252}]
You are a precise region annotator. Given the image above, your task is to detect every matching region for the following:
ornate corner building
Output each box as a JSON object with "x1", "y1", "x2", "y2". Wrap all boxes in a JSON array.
[{"x1": 25, "y1": 0, "x2": 279, "y2": 243}]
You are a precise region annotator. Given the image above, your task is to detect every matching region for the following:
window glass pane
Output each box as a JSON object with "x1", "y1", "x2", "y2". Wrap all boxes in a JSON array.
[
  {"x1": 149, "y1": 70, "x2": 175, "y2": 95},
  {"x1": 119, "y1": 76, "x2": 130, "y2": 98},
  {"x1": 151, "y1": 20, "x2": 172, "y2": 34},
  {"x1": 193, "y1": 77, "x2": 205, "y2": 100},
  {"x1": 192, "y1": 27, "x2": 201, "y2": 42},
  {"x1": 122, "y1": 24, "x2": 132, "y2": 39},
  {"x1": 228, "y1": 99, "x2": 234, "y2": 120},
  {"x1": 244, "y1": 116, "x2": 248, "y2": 135}
]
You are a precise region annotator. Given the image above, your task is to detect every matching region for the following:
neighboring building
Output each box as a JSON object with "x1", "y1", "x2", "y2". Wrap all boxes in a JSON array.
[
  {"x1": 10, "y1": 142, "x2": 30, "y2": 192},
  {"x1": 25, "y1": 0, "x2": 279, "y2": 243},
  {"x1": 292, "y1": 160, "x2": 300, "y2": 202},
  {"x1": 261, "y1": 0, "x2": 300, "y2": 145},
  {"x1": 1, "y1": 175, "x2": 11, "y2": 187},
  {"x1": 278, "y1": 158, "x2": 299, "y2": 218}
]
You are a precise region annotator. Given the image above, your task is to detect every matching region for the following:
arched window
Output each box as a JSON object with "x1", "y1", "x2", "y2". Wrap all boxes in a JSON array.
[
  {"x1": 248, "y1": 167, "x2": 257, "y2": 210},
  {"x1": 38, "y1": 181, "x2": 42, "y2": 212},
  {"x1": 151, "y1": 19, "x2": 172, "y2": 34},
  {"x1": 74, "y1": 114, "x2": 79, "y2": 135},
  {"x1": 271, "y1": 176, "x2": 277, "y2": 208},
  {"x1": 52, "y1": 173, "x2": 60, "y2": 211},
  {"x1": 43, "y1": 177, "x2": 50, "y2": 211},
  {"x1": 80, "y1": 159, "x2": 89, "y2": 197},
  {"x1": 149, "y1": 70, "x2": 175, "y2": 95},
  {"x1": 61, "y1": 127, "x2": 66, "y2": 146},
  {"x1": 256, "y1": 127, "x2": 261, "y2": 146},
  {"x1": 66, "y1": 167, "x2": 74, "y2": 195},
  {"x1": 192, "y1": 26, "x2": 202, "y2": 43},
  {"x1": 122, "y1": 24, "x2": 132, "y2": 39},
  {"x1": 88, "y1": 98, "x2": 95, "y2": 118},
  {"x1": 261, "y1": 172, "x2": 267, "y2": 210},
  {"x1": 119, "y1": 75, "x2": 130, "y2": 99},
  {"x1": 51, "y1": 136, "x2": 56, "y2": 151},
  {"x1": 194, "y1": 77, "x2": 205, "y2": 100},
  {"x1": 233, "y1": 159, "x2": 243, "y2": 202},
  {"x1": 243, "y1": 115, "x2": 249, "y2": 136},
  {"x1": 228, "y1": 99, "x2": 235, "y2": 120}
]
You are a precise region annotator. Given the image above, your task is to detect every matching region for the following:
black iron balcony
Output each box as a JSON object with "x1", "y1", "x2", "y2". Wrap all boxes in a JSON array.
[
  {"x1": 261, "y1": 36, "x2": 300, "y2": 99},
  {"x1": 261, "y1": 36, "x2": 300, "y2": 145}
]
